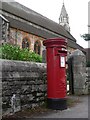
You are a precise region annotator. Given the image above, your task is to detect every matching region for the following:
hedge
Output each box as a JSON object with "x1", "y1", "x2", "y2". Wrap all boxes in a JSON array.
[{"x1": 0, "y1": 44, "x2": 42, "y2": 62}]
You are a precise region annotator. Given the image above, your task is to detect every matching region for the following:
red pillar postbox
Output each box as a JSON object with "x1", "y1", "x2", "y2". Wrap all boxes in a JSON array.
[{"x1": 43, "y1": 38, "x2": 67, "y2": 110}]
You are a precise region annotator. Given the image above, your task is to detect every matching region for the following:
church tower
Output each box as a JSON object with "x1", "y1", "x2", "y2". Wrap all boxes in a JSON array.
[{"x1": 59, "y1": 2, "x2": 70, "y2": 32}]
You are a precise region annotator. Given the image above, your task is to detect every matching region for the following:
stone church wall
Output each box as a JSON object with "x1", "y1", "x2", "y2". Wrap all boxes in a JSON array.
[
  {"x1": 9, "y1": 27, "x2": 75, "y2": 57},
  {"x1": 9, "y1": 28, "x2": 44, "y2": 56},
  {"x1": 0, "y1": 59, "x2": 47, "y2": 116}
]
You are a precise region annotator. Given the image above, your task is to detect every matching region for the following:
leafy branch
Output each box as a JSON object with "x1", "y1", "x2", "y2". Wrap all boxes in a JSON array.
[{"x1": 81, "y1": 34, "x2": 90, "y2": 41}]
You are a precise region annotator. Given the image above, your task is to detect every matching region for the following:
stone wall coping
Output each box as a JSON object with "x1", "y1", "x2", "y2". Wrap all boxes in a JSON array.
[{"x1": 0, "y1": 59, "x2": 46, "y2": 66}]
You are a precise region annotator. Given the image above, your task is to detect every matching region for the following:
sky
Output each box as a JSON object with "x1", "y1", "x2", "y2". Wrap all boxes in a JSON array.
[{"x1": 14, "y1": 0, "x2": 89, "y2": 48}]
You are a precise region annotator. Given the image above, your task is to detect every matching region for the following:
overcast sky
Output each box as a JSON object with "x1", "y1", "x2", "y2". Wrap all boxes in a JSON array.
[{"x1": 14, "y1": 0, "x2": 89, "y2": 48}]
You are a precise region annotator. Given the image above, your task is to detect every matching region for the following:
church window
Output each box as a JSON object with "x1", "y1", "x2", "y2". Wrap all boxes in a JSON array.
[
  {"x1": 22, "y1": 38, "x2": 29, "y2": 49},
  {"x1": 60, "y1": 17, "x2": 62, "y2": 22},
  {"x1": 34, "y1": 41, "x2": 41, "y2": 55}
]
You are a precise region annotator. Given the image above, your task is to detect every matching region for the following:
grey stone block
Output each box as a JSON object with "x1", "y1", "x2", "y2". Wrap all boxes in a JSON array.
[{"x1": 69, "y1": 49, "x2": 88, "y2": 95}]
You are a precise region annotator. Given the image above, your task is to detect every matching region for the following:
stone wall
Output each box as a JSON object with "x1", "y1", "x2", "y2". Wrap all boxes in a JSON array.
[
  {"x1": 86, "y1": 67, "x2": 90, "y2": 94},
  {"x1": 68, "y1": 49, "x2": 88, "y2": 95},
  {"x1": 0, "y1": 59, "x2": 47, "y2": 116},
  {"x1": 0, "y1": 59, "x2": 2, "y2": 119}
]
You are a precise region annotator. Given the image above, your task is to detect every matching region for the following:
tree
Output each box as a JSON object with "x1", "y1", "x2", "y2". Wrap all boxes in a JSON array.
[{"x1": 81, "y1": 34, "x2": 90, "y2": 41}]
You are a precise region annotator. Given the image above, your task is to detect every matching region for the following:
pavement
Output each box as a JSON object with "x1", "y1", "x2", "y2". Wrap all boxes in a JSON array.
[
  {"x1": 2, "y1": 95, "x2": 89, "y2": 120},
  {"x1": 33, "y1": 96, "x2": 88, "y2": 119}
]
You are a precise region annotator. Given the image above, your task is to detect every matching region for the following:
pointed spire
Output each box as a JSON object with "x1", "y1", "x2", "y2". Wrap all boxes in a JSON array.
[
  {"x1": 59, "y1": 1, "x2": 70, "y2": 32},
  {"x1": 63, "y1": 0, "x2": 64, "y2": 5},
  {"x1": 61, "y1": 2, "x2": 68, "y2": 18}
]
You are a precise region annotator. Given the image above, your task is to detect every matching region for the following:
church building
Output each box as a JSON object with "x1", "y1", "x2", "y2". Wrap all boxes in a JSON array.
[{"x1": 0, "y1": 1, "x2": 85, "y2": 56}]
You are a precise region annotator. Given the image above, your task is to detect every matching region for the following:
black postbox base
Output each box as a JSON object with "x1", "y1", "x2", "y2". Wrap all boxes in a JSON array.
[{"x1": 47, "y1": 98, "x2": 67, "y2": 110}]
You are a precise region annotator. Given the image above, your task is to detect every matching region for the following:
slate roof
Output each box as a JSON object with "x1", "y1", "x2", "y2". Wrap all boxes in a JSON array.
[
  {"x1": 0, "y1": 2, "x2": 76, "y2": 41},
  {"x1": 0, "y1": 1, "x2": 86, "y2": 53}
]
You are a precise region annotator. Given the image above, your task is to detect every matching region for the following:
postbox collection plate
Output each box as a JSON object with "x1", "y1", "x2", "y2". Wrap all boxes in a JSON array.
[{"x1": 60, "y1": 56, "x2": 65, "y2": 67}]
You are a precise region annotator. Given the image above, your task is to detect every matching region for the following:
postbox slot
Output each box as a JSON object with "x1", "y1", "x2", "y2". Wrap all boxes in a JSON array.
[
  {"x1": 58, "y1": 50, "x2": 66, "y2": 54},
  {"x1": 58, "y1": 50, "x2": 61, "y2": 53}
]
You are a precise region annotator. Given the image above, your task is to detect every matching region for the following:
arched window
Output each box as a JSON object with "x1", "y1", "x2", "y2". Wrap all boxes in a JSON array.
[
  {"x1": 22, "y1": 38, "x2": 29, "y2": 49},
  {"x1": 34, "y1": 41, "x2": 41, "y2": 55},
  {"x1": 60, "y1": 15, "x2": 63, "y2": 22}
]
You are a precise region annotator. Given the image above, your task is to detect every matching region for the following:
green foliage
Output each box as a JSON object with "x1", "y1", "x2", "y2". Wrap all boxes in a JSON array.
[
  {"x1": 86, "y1": 61, "x2": 90, "y2": 67},
  {"x1": 81, "y1": 34, "x2": 90, "y2": 41},
  {"x1": 0, "y1": 44, "x2": 42, "y2": 62}
]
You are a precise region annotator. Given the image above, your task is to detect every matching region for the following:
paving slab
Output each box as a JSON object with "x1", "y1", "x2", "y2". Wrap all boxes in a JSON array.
[{"x1": 33, "y1": 96, "x2": 88, "y2": 118}]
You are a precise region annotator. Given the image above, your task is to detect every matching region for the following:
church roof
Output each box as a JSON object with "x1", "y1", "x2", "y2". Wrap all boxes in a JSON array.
[
  {"x1": 0, "y1": 1, "x2": 85, "y2": 53},
  {"x1": 0, "y1": 1, "x2": 76, "y2": 41}
]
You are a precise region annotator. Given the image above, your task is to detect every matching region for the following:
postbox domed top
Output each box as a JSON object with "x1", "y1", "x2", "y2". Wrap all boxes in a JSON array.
[{"x1": 43, "y1": 38, "x2": 67, "y2": 48}]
